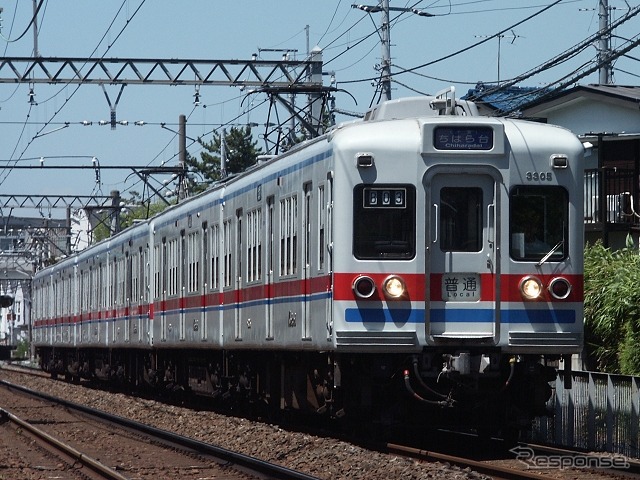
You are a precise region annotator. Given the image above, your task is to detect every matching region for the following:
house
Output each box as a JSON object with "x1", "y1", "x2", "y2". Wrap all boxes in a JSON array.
[{"x1": 467, "y1": 83, "x2": 640, "y2": 249}]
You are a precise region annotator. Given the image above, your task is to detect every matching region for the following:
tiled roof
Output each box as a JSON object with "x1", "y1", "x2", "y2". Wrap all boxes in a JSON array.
[{"x1": 462, "y1": 82, "x2": 550, "y2": 114}]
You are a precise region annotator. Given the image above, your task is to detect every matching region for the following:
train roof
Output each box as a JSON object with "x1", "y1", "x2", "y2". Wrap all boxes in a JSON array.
[{"x1": 363, "y1": 95, "x2": 479, "y2": 121}]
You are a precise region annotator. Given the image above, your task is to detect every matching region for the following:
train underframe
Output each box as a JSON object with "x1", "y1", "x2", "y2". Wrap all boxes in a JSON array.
[{"x1": 37, "y1": 345, "x2": 559, "y2": 439}]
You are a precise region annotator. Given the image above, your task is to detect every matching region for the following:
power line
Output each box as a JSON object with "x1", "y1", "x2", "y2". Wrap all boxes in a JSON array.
[
  {"x1": 472, "y1": 3, "x2": 640, "y2": 112},
  {"x1": 0, "y1": 0, "x2": 45, "y2": 43},
  {"x1": 351, "y1": 1, "x2": 435, "y2": 101},
  {"x1": 0, "y1": 0, "x2": 149, "y2": 191}
]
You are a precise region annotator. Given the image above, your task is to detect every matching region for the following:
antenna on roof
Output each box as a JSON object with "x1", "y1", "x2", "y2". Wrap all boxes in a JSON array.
[{"x1": 475, "y1": 30, "x2": 522, "y2": 85}]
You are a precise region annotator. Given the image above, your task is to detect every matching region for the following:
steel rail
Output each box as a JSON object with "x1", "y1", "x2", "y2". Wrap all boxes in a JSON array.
[
  {"x1": 0, "y1": 407, "x2": 129, "y2": 480},
  {"x1": 0, "y1": 379, "x2": 320, "y2": 480}
]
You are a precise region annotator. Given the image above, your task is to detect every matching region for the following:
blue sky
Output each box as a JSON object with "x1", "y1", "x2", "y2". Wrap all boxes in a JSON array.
[{"x1": 0, "y1": 0, "x2": 637, "y2": 219}]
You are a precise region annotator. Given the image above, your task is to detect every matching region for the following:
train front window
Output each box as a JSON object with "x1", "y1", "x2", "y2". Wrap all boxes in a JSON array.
[
  {"x1": 440, "y1": 187, "x2": 483, "y2": 252},
  {"x1": 353, "y1": 184, "x2": 415, "y2": 259},
  {"x1": 510, "y1": 186, "x2": 568, "y2": 262}
]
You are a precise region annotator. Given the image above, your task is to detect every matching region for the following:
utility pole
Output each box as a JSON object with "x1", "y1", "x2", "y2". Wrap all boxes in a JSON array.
[
  {"x1": 352, "y1": 2, "x2": 433, "y2": 102},
  {"x1": 598, "y1": 0, "x2": 613, "y2": 84},
  {"x1": 380, "y1": 0, "x2": 391, "y2": 101},
  {"x1": 178, "y1": 114, "x2": 187, "y2": 200},
  {"x1": 109, "y1": 190, "x2": 121, "y2": 235},
  {"x1": 32, "y1": 0, "x2": 40, "y2": 57}
]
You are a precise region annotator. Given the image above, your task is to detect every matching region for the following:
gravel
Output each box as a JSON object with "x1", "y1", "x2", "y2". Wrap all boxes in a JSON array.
[{"x1": 1, "y1": 368, "x2": 492, "y2": 480}]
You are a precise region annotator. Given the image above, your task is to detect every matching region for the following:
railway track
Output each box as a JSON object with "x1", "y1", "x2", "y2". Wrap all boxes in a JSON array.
[
  {"x1": 382, "y1": 441, "x2": 639, "y2": 480},
  {"x1": 0, "y1": 377, "x2": 319, "y2": 480},
  {"x1": 1, "y1": 363, "x2": 635, "y2": 479},
  {"x1": 0, "y1": 406, "x2": 129, "y2": 480}
]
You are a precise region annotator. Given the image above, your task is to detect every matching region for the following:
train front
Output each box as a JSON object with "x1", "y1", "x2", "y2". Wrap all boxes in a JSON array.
[{"x1": 329, "y1": 102, "x2": 585, "y2": 436}]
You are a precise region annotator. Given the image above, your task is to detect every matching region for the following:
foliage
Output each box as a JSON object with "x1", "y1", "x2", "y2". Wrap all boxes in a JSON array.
[
  {"x1": 88, "y1": 128, "x2": 262, "y2": 245},
  {"x1": 91, "y1": 191, "x2": 171, "y2": 244},
  {"x1": 186, "y1": 126, "x2": 262, "y2": 192},
  {"x1": 119, "y1": 191, "x2": 170, "y2": 230},
  {"x1": 584, "y1": 238, "x2": 640, "y2": 374},
  {"x1": 14, "y1": 339, "x2": 29, "y2": 359}
]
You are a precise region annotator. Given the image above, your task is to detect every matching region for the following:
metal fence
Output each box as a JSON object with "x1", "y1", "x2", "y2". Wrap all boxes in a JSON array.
[
  {"x1": 528, "y1": 371, "x2": 640, "y2": 457},
  {"x1": 584, "y1": 168, "x2": 638, "y2": 226}
]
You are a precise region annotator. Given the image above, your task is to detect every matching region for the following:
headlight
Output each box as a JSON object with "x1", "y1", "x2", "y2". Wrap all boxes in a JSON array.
[
  {"x1": 353, "y1": 275, "x2": 376, "y2": 299},
  {"x1": 520, "y1": 276, "x2": 543, "y2": 300},
  {"x1": 383, "y1": 275, "x2": 406, "y2": 299},
  {"x1": 549, "y1": 277, "x2": 572, "y2": 300}
]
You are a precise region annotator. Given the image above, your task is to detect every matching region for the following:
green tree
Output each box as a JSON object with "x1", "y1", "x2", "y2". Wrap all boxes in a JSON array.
[
  {"x1": 584, "y1": 237, "x2": 640, "y2": 374},
  {"x1": 91, "y1": 191, "x2": 170, "y2": 243},
  {"x1": 186, "y1": 126, "x2": 262, "y2": 192},
  {"x1": 118, "y1": 191, "x2": 169, "y2": 229}
]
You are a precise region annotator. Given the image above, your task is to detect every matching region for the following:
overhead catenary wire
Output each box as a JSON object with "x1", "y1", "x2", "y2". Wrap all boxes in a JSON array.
[
  {"x1": 340, "y1": 0, "x2": 566, "y2": 87},
  {"x1": 0, "y1": 0, "x2": 45, "y2": 43},
  {"x1": 0, "y1": 0, "x2": 148, "y2": 189},
  {"x1": 2, "y1": 1, "x2": 638, "y2": 208},
  {"x1": 471, "y1": 3, "x2": 640, "y2": 107}
]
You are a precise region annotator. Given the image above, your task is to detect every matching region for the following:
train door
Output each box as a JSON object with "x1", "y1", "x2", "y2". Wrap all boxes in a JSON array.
[
  {"x1": 201, "y1": 223, "x2": 208, "y2": 341},
  {"x1": 125, "y1": 252, "x2": 132, "y2": 343},
  {"x1": 302, "y1": 182, "x2": 312, "y2": 340},
  {"x1": 425, "y1": 168, "x2": 500, "y2": 343},
  {"x1": 266, "y1": 196, "x2": 275, "y2": 339},
  {"x1": 325, "y1": 174, "x2": 334, "y2": 340},
  {"x1": 235, "y1": 209, "x2": 243, "y2": 340},
  {"x1": 180, "y1": 231, "x2": 186, "y2": 341},
  {"x1": 160, "y1": 240, "x2": 167, "y2": 342}
]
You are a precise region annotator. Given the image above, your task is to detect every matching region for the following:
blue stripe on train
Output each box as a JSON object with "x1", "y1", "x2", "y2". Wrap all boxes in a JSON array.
[{"x1": 345, "y1": 308, "x2": 576, "y2": 324}]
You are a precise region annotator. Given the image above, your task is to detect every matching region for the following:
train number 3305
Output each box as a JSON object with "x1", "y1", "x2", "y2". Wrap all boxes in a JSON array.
[{"x1": 526, "y1": 171, "x2": 553, "y2": 181}]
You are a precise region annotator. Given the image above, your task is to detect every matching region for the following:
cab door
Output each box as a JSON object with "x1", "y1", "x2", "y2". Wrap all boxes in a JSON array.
[{"x1": 425, "y1": 168, "x2": 500, "y2": 343}]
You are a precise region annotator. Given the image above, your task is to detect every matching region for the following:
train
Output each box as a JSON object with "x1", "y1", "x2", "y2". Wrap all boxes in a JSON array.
[{"x1": 32, "y1": 88, "x2": 585, "y2": 438}]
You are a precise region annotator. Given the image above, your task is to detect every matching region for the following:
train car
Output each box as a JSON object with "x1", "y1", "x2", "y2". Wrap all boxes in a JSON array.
[{"x1": 32, "y1": 89, "x2": 585, "y2": 436}]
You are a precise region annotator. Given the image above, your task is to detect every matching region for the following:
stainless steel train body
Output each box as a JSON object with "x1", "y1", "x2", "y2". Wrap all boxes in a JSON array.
[{"x1": 32, "y1": 94, "x2": 585, "y2": 433}]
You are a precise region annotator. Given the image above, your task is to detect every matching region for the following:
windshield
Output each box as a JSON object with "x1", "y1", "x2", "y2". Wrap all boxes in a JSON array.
[
  {"x1": 353, "y1": 184, "x2": 416, "y2": 259},
  {"x1": 510, "y1": 186, "x2": 568, "y2": 262}
]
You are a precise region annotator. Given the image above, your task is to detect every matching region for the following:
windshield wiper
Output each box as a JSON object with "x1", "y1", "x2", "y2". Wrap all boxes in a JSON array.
[{"x1": 537, "y1": 240, "x2": 564, "y2": 267}]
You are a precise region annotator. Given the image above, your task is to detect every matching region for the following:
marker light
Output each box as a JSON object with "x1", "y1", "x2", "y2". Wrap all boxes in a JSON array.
[
  {"x1": 520, "y1": 276, "x2": 543, "y2": 300},
  {"x1": 383, "y1": 275, "x2": 406, "y2": 299},
  {"x1": 549, "y1": 277, "x2": 572, "y2": 300},
  {"x1": 353, "y1": 276, "x2": 376, "y2": 299}
]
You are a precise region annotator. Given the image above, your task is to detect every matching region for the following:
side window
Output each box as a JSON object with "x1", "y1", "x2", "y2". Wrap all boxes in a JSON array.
[
  {"x1": 510, "y1": 186, "x2": 568, "y2": 262},
  {"x1": 166, "y1": 238, "x2": 179, "y2": 297},
  {"x1": 210, "y1": 224, "x2": 220, "y2": 290},
  {"x1": 247, "y1": 208, "x2": 262, "y2": 282},
  {"x1": 280, "y1": 195, "x2": 298, "y2": 276},
  {"x1": 223, "y1": 219, "x2": 233, "y2": 288},
  {"x1": 186, "y1": 231, "x2": 200, "y2": 293},
  {"x1": 131, "y1": 253, "x2": 139, "y2": 302},
  {"x1": 153, "y1": 243, "x2": 162, "y2": 300}
]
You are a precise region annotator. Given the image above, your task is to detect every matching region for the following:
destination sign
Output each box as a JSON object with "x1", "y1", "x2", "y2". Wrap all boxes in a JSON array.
[
  {"x1": 433, "y1": 126, "x2": 494, "y2": 151},
  {"x1": 363, "y1": 187, "x2": 406, "y2": 208}
]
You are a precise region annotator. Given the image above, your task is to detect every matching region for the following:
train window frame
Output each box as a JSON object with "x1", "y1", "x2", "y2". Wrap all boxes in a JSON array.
[
  {"x1": 246, "y1": 208, "x2": 263, "y2": 283},
  {"x1": 223, "y1": 218, "x2": 233, "y2": 288},
  {"x1": 509, "y1": 185, "x2": 569, "y2": 262},
  {"x1": 280, "y1": 194, "x2": 299, "y2": 277},
  {"x1": 186, "y1": 230, "x2": 200, "y2": 293},
  {"x1": 131, "y1": 252, "x2": 139, "y2": 303},
  {"x1": 210, "y1": 223, "x2": 220, "y2": 291},
  {"x1": 166, "y1": 237, "x2": 180, "y2": 297},
  {"x1": 153, "y1": 243, "x2": 162, "y2": 300},
  {"x1": 317, "y1": 184, "x2": 326, "y2": 271},
  {"x1": 353, "y1": 183, "x2": 416, "y2": 260}
]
